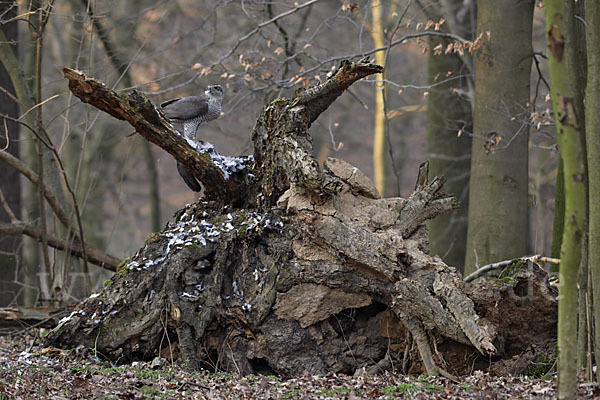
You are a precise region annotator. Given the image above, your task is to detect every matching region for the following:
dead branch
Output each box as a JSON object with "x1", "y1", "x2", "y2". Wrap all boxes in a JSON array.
[
  {"x1": 0, "y1": 149, "x2": 118, "y2": 271},
  {"x1": 0, "y1": 149, "x2": 72, "y2": 235},
  {"x1": 0, "y1": 222, "x2": 119, "y2": 270},
  {"x1": 1, "y1": 111, "x2": 91, "y2": 271},
  {"x1": 0, "y1": 306, "x2": 62, "y2": 329},
  {"x1": 62, "y1": 67, "x2": 250, "y2": 204},
  {"x1": 252, "y1": 58, "x2": 383, "y2": 203},
  {"x1": 463, "y1": 254, "x2": 560, "y2": 282},
  {"x1": 292, "y1": 57, "x2": 384, "y2": 124}
]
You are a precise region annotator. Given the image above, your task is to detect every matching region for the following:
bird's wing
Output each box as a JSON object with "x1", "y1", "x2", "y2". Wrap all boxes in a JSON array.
[
  {"x1": 160, "y1": 95, "x2": 209, "y2": 121},
  {"x1": 176, "y1": 163, "x2": 202, "y2": 192}
]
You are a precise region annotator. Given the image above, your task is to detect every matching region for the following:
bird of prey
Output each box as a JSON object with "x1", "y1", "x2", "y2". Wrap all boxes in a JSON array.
[
  {"x1": 160, "y1": 85, "x2": 224, "y2": 192},
  {"x1": 161, "y1": 84, "x2": 224, "y2": 142}
]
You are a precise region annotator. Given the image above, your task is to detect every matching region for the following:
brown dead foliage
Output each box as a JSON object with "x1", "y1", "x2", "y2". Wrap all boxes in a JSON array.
[{"x1": 2, "y1": 335, "x2": 599, "y2": 399}]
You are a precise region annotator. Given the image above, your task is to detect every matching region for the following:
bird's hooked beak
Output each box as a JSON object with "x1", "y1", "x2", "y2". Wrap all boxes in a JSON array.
[{"x1": 206, "y1": 84, "x2": 223, "y2": 97}]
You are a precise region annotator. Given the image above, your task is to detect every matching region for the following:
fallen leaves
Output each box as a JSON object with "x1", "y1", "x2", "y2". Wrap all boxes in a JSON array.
[{"x1": 1, "y1": 335, "x2": 598, "y2": 399}]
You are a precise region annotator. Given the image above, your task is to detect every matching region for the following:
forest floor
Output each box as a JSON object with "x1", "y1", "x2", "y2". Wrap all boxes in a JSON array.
[{"x1": 1, "y1": 335, "x2": 598, "y2": 399}]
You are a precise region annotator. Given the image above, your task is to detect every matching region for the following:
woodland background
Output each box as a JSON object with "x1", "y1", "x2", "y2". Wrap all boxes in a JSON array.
[
  {"x1": 0, "y1": 0, "x2": 557, "y2": 304},
  {"x1": 3, "y1": 0, "x2": 597, "y2": 398}
]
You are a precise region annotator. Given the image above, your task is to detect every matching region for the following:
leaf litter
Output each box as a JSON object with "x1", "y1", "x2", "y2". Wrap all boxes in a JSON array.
[{"x1": 1, "y1": 335, "x2": 599, "y2": 399}]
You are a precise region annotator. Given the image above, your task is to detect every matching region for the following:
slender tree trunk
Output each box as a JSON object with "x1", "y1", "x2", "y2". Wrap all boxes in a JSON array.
[
  {"x1": 544, "y1": 1, "x2": 588, "y2": 398},
  {"x1": 584, "y1": 0, "x2": 600, "y2": 384},
  {"x1": 370, "y1": 0, "x2": 386, "y2": 196},
  {"x1": 426, "y1": 0, "x2": 473, "y2": 272},
  {"x1": 550, "y1": 158, "x2": 564, "y2": 275},
  {"x1": 573, "y1": 1, "x2": 593, "y2": 380},
  {"x1": 0, "y1": 2, "x2": 49, "y2": 305},
  {"x1": 570, "y1": 1, "x2": 589, "y2": 377},
  {"x1": 0, "y1": 2, "x2": 23, "y2": 306},
  {"x1": 21, "y1": 1, "x2": 41, "y2": 293},
  {"x1": 80, "y1": 0, "x2": 162, "y2": 232},
  {"x1": 577, "y1": 232, "x2": 590, "y2": 374},
  {"x1": 33, "y1": 1, "x2": 53, "y2": 295},
  {"x1": 142, "y1": 144, "x2": 161, "y2": 232},
  {"x1": 23, "y1": 0, "x2": 65, "y2": 301},
  {"x1": 463, "y1": 0, "x2": 534, "y2": 274}
]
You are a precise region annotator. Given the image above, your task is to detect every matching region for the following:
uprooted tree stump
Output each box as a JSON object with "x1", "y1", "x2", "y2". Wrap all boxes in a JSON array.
[{"x1": 47, "y1": 60, "x2": 557, "y2": 377}]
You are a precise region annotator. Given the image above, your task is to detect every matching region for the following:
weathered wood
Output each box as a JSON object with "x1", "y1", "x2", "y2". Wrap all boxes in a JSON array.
[
  {"x1": 251, "y1": 58, "x2": 382, "y2": 205},
  {"x1": 47, "y1": 60, "x2": 557, "y2": 377},
  {"x1": 0, "y1": 222, "x2": 120, "y2": 270},
  {"x1": 292, "y1": 58, "x2": 383, "y2": 125},
  {"x1": 63, "y1": 68, "x2": 250, "y2": 203},
  {"x1": 0, "y1": 306, "x2": 61, "y2": 329}
]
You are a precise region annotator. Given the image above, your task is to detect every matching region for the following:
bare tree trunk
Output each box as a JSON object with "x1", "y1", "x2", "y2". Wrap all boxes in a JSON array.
[
  {"x1": 544, "y1": 0, "x2": 588, "y2": 397},
  {"x1": 0, "y1": 1, "x2": 23, "y2": 306},
  {"x1": 426, "y1": 0, "x2": 474, "y2": 273},
  {"x1": 464, "y1": 0, "x2": 534, "y2": 274},
  {"x1": 370, "y1": 0, "x2": 386, "y2": 196},
  {"x1": 585, "y1": 0, "x2": 600, "y2": 383}
]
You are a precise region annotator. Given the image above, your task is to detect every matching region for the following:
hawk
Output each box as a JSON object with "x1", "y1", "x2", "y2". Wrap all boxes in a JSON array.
[
  {"x1": 161, "y1": 85, "x2": 224, "y2": 142},
  {"x1": 160, "y1": 85, "x2": 224, "y2": 191}
]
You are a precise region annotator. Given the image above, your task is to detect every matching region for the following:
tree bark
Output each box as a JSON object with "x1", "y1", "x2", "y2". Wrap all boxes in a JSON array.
[
  {"x1": 46, "y1": 59, "x2": 557, "y2": 377},
  {"x1": 0, "y1": 2, "x2": 22, "y2": 307},
  {"x1": 2, "y1": 1, "x2": 70, "y2": 303},
  {"x1": 544, "y1": 1, "x2": 588, "y2": 398},
  {"x1": 426, "y1": 0, "x2": 474, "y2": 273},
  {"x1": 550, "y1": 159, "x2": 564, "y2": 271},
  {"x1": 464, "y1": 0, "x2": 534, "y2": 274},
  {"x1": 585, "y1": 0, "x2": 600, "y2": 383},
  {"x1": 370, "y1": 0, "x2": 386, "y2": 196}
]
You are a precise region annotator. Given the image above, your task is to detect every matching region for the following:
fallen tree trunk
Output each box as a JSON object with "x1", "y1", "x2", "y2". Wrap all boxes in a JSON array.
[
  {"x1": 0, "y1": 306, "x2": 62, "y2": 330},
  {"x1": 47, "y1": 59, "x2": 556, "y2": 377}
]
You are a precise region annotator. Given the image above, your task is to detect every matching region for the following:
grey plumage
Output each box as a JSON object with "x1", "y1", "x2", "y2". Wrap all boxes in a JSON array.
[
  {"x1": 161, "y1": 84, "x2": 224, "y2": 192},
  {"x1": 176, "y1": 162, "x2": 202, "y2": 192},
  {"x1": 161, "y1": 84, "x2": 223, "y2": 141}
]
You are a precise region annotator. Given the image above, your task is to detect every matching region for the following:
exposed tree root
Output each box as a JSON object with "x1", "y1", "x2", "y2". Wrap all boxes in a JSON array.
[{"x1": 47, "y1": 59, "x2": 557, "y2": 377}]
